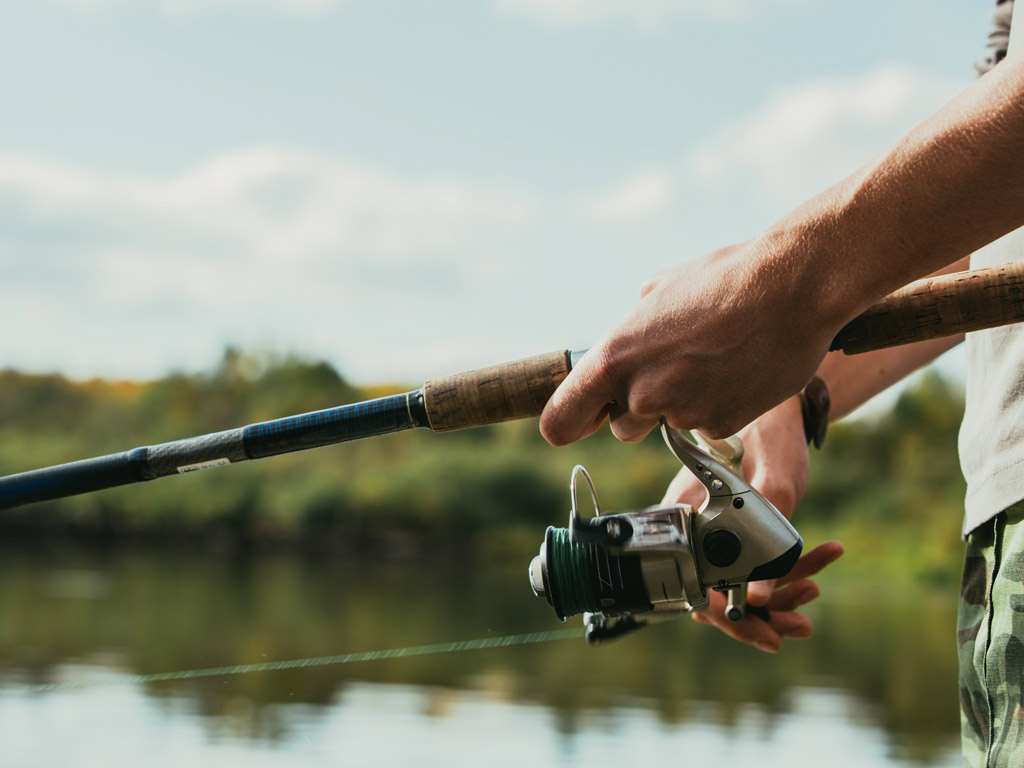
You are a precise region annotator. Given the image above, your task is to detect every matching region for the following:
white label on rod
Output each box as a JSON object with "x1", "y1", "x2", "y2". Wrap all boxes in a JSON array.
[{"x1": 177, "y1": 458, "x2": 231, "y2": 474}]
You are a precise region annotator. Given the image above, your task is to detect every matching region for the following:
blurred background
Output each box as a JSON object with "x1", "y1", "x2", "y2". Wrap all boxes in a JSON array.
[{"x1": 0, "y1": 1, "x2": 992, "y2": 766}]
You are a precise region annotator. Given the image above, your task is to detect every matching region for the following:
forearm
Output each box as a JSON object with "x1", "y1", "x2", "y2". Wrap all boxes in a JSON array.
[
  {"x1": 817, "y1": 335, "x2": 961, "y2": 421},
  {"x1": 759, "y1": 49, "x2": 1024, "y2": 332},
  {"x1": 541, "y1": 50, "x2": 1024, "y2": 445}
]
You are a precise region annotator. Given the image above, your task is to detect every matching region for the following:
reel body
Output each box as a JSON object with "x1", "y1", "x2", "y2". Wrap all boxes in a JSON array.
[{"x1": 528, "y1": 423, "x2": 802, "y2": 643}]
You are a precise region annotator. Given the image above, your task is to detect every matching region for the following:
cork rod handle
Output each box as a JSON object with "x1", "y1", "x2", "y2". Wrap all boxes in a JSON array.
[
  {"x1": 831, "y1": 262, "x2": 1024, "y2": 355},
  {"x1": 423, "y1": 350, "x2": 572, "y2": 432}
]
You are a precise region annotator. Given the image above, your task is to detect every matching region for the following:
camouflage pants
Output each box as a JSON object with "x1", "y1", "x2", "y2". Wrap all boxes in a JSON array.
[{"x1": 959, "y1": 502, "x2": 1024, "y2": 767}]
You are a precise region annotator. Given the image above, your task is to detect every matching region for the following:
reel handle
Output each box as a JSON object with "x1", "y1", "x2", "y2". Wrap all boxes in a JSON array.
[{"x1": 723, "y1": 583, "x2": 771, "y2": 624}]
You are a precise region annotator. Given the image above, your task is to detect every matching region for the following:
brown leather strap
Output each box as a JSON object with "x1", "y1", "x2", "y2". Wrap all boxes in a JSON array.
[{"x1": 800, "y1": 375, "x2": 830, "y2": 449}]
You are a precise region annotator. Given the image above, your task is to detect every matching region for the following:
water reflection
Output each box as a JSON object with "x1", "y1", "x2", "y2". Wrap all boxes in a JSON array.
[{"x1": 0, "y1": 548, "x2": 962, "y2": 767}]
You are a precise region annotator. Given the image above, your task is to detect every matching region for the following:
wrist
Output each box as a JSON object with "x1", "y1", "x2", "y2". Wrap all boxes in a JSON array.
[
  {"x1": 750, "y1": 193, "x2": 879, "y2": 346},
  {"x1": 751, "y1": 141, "x2": 958, "y2": 341}
]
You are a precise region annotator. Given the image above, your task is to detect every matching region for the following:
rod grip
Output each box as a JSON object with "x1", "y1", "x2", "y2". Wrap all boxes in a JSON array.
[
  {"x1": 831, "y1": 262, "x2": 1024, "y2": 355},
  {"x1": 423, "y1": 350, "x2": 571, "y2": 432}
]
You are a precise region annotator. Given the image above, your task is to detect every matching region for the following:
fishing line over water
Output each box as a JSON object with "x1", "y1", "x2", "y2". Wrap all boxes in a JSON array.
[{"x1": 1, "y1": 628, "x2": 584, "y2": 696}]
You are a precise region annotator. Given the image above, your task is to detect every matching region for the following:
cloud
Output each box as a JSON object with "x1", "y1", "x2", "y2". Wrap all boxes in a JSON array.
[
  {"x1": 0, "y1": 146, "x2": 530, "y2": 316},
  {"x1": 0, "y1": 146, "x2": 530, "y2": 264},
  {"x1": 0, "y1": 147, "x2": 535, "y2": 379},
  {"x1": 492, "y1": 0, "x2": 808, "y2": 31},
  {"x1": 577, "y1": 170, "x2": 674, "y2": 224},
  {"x1": 689, "y1": 65, "x2": 968, "y2": 211}
]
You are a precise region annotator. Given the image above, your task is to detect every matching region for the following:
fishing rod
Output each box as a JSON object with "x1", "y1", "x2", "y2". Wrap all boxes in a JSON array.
[{"x1": 1, "y1": 261, "x2": 1022, "y2": 512}]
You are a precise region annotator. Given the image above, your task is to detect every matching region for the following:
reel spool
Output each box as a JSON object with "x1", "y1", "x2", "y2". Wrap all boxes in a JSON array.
[{"x1": 529, "y1": 423, "x2": 803, "y2": 643}]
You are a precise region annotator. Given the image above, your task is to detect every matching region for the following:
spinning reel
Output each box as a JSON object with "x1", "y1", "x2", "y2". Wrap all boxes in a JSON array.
[{"x1": 529, "y1": 422, "x2": 802, "y2": 643}]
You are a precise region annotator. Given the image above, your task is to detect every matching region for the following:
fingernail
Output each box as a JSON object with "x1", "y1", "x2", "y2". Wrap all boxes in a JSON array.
[{"x1": 755, "y1": 641, "x2": 779, "y2": 653}]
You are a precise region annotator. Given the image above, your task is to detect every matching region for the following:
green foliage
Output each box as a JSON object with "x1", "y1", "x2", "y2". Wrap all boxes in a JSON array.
[
  {"x1": 0, "y1": 353, "x2": 971, "y2": 583},
  {"x1": 801, "y1": 370, "x2": 966, "y2": 585}
]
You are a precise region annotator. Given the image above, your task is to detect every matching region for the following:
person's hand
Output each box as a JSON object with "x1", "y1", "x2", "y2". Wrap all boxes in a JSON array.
[
  {"x1": 541, "y1": 46, "x2": 1024, "y2": 447},
  {"x1": 691, "y1": 540, "x2": 843, "y2": 653},
  {"x1": 661, "y1": 395, "x2": 810, "y2": 523},
  {"x1": 539, "y1": 235, "x2": 852, "y2": 447},
  {"x1": 663, "y1": 396, "x2": 842, "y2": 652}
]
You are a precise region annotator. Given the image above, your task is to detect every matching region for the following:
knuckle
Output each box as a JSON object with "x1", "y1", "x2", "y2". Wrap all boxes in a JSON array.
[
  {"x1": 639, "y1": 268, "x2": 669, "y2": 298},
  {"x1": 628, "y1": 388, "x2": 660, "y2": 419},
  {"x1": 585, "y1": 345, "x2": 623, "y2": 393},
  {"x1": 693, "y1": 420, "x2": 728, "y2": 440},
  {"x1": 702, "y1": 412, "x2": 747, "y2": 440},
  {"x1": 663, "y1": 405, "x2": 700, "y2": 431},
  {"x1": 673, "y1": 399, "x2": 725, "y2": 437}
]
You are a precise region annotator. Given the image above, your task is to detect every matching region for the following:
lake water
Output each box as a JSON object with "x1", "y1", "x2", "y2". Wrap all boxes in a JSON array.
[{"x1": 0, "y1": 548, "x2": 963, "y2": 768}]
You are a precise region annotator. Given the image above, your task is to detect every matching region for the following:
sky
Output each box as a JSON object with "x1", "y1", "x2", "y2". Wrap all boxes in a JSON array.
[{"x1": 0, "y1": 0, "x2": 992, "y2": 387}]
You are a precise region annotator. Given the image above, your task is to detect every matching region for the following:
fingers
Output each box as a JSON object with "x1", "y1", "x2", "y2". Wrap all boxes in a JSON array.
[
  {"x1": 691, "y1": 593, "x2": 784, "y2": 652},
  {"x1": 607, "y1": 401, "x2": 662, "y2": 443},
  {"x1": 747, "y1": 578, "x2": 776, "y2": 606},
  {"x1": 748, "y1": 542, "x2": 841, "y2": 603},
  {"x1": 693, "y1": 600, "x2": 812, "y2": 652},
  {"x1": 570, "y1": 403, "x2": 613, "y2": 443},
  {"x1": 766, "y1": 579, "x2": 820, "y2": 612},
  {"x1": 692, "y1": 557, "x2": 832, "y2": 653},
  {"x1": 766, "y1": 611, "x2": 813, "y2": 641},
  {"x1": 694, "y1": 603, "x2": 814, "y2": 652},
  {"x1": 776, "y1": 541, "x2": 844, "y2": 585},
  {"x1": 542, "y1": 391, "x2": 660, "y2": 445},
  {"x1": 539, "y1": 363, "x2": 616, "y2": 446},
  {"x1": 540, "y1": 349, "x2": 665, "y2": 445}
]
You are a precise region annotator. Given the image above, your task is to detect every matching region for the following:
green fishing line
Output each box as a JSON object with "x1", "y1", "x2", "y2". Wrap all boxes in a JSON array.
[
  {"x1": 547, "y1": 528, "x2": 603, "y2": 619},
  {"x1": 1, "y1": 628, "x2": 584, "y2": 696}
]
